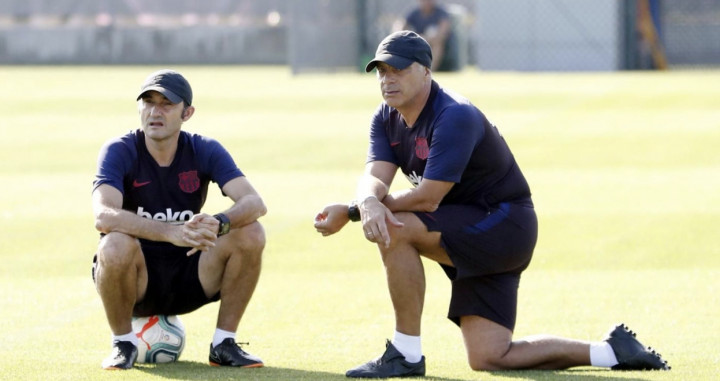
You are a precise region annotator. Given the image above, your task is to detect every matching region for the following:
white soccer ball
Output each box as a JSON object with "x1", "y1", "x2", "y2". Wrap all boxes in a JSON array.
[{"x1": 132, "y1": 315, "x2": 186, "y2": 363}]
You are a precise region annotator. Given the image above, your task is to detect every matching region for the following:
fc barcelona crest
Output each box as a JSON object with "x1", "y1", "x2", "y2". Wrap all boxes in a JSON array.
[
  {"x1": 415, "y1": 137, "x2": 429, "y2": 160},
  {"x1": 178, "y1": 170, "x2": 200, "y2": 193}
]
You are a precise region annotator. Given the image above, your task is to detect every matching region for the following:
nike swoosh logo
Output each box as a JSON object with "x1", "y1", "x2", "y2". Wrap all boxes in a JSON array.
[
  {"x1": 390, "y1": 141, "x2": 401, "y2": 147},
  {"x1": 133, "y1": 180, "x2": 151, "y2": 188}
]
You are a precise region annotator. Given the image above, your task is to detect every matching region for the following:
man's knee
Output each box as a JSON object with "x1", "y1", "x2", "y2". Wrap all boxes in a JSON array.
[
  {"x1": 462, "y1": 316, "x2": 515, "y2": 371},
  {"x1": 227, "y1": 221, "x2": 265, "y2": 258},
  {"x1": 96, "y1": 232, "x2": 140, "y2": 268},
  {"x1": 380, "y1": 212, "x2": 435, "y2": 257},
  {"x1": 383, "y1": 212, "x2": 422, "y2": 244},
  {"x1": 468, "y1": 354, "x2": 506, "y2": 371},
  {"x1": 467, "y1": 341, "x2": 518, "y2": 371}
]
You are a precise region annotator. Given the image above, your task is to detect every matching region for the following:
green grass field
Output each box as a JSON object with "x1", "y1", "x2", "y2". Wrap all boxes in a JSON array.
[{"x1": 0, "y1": 66, "x2": 718, "y2": 380}]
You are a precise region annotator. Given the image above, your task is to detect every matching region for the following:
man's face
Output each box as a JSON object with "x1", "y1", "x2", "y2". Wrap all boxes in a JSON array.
[
  {"x1": 419, "y1": 0, "x2": 436, "y2": 13},
  {"x1": 376, "y1": 62, "x2": 428, "y2": 110},
  {"x1": 138, "y1": 91, "x2": 187, "y2": 142}
]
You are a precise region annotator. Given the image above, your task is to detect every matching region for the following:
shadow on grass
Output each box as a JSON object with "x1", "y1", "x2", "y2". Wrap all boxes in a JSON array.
[
  {"x1": 490, "y1": 368, "x2": 653, "y2": 381},
  {"x1": 134, "y1": 361, "x2": 467, "y2": 380},
  {"x1": 134, "y1": 361, "x2": 654, "y2": 381}
]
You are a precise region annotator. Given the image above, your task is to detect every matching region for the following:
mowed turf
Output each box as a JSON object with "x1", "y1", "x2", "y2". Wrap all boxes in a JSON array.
[{"x1": 0, "y1": 66, "x2": 718, "y2": 380}]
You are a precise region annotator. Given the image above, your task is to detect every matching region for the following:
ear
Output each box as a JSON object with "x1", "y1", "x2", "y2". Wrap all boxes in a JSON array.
[{"x1": 182, "y1": 106, "x2": 195, "y2": 121}]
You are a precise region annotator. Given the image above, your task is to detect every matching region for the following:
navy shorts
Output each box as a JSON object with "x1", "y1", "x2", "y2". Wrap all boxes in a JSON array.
[
  {"x1": 414, "y1": 198, "x2": 537, "y2": 331},
  {"x1": 92, "y1": 242, "x2": 220, "y2": 317}
]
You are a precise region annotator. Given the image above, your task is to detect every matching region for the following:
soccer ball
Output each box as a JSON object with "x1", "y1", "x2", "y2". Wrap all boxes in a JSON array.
[{"x1": 132, "y1": 315, "x2": 186, "y2": 363}]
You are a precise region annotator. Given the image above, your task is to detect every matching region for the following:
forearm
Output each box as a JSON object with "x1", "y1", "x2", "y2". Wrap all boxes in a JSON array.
[
  {"x1": 220, "y1": 194, "x2": 267, "y2": 229},
  {"x1": 356, "y1": 174, "x2": 389, "y2": 202},
  {"x1": 94, "y1": 206, "x2": 176, "y2": 242},
  {"x1": 382, "y1": 188, "x2": 440, "y2": 213}
]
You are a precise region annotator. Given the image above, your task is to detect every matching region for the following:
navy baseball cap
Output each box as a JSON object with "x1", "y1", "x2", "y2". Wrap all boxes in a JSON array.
[
  {"x1": 136, "y1": 69, "x2": 193, "y2": 106},
  {"x1": 365, "y1": 30, "x2": 433, "y2": 72}
]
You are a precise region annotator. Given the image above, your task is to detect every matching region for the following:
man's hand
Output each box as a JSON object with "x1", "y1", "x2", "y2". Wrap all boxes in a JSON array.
[
  {"x1": 314, "y1": 204, "x2": 350, "y2": 236},
  {"x1": 359, "y1": 196, "x2": 403, "y2": 248},
  {"x1": 170, "y1": 213, "x2": 219, "y2": 256}
]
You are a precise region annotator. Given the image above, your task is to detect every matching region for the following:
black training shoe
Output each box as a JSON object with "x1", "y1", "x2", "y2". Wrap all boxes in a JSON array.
[
  {"x1": 346, "y1": 340, "x2": 425, "y2": 378},
  {"x1": 102, "y1": 341, "x2": 138, "y2": 370},
  {"x1": 209, "y1": 338, "x2": 264, "y2": 368},
  {"x1": 605, "y1": 324, "x2": 670, "y2": 371}
]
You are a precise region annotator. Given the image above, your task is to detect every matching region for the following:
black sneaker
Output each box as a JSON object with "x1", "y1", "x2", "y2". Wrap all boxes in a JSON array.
[
  {"x1": 209, "y1": 338, "x2": 264, "y2": 368},
  {"x1": 605, "y1": 324, "x2": 670, "y2": 371},
  {"x1": 346, "y1": 340, "x2": 425, "y2": 378},
  {"x1": 102, "y1": 340, "x2": 138, "y2": 370}
]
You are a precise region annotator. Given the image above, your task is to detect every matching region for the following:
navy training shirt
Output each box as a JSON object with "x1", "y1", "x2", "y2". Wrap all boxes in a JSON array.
[
  {"x1": 93, "y1": 129, "x2": 243, "y2": 244},
  {"x1": 406, "y1": 6, "x2": 451, "y2": 36},
  {"x1": 367, "y1": 81, "x2": 531, "y2": 210}
]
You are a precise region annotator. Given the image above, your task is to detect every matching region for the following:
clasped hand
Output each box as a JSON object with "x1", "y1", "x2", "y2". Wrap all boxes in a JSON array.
[{"x1": 175, "y1": 213, "x2": 219, "y2": 256}]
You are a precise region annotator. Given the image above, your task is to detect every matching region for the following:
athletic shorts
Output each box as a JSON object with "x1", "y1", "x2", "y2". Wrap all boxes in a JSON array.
[
  {"x1": 414, "y1": 198, "x2": 538, "y2": 331},
  {"x1": 92, "y1": 242, "x2": 220, "y2": 317}
]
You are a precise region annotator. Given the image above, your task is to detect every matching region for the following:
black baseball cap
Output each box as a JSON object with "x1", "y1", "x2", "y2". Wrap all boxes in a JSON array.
[
  {"x1": 136, "y1": 69, "x2": 193, "y2": 106},
  {"x1": 365, "y1": 30, "x2": 433, "y2": 72}
]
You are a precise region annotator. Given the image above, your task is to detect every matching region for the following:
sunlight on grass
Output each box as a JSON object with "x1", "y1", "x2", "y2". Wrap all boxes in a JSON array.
[{"x1": 0, "y1": 66, "x2": 718, "y2": 380}]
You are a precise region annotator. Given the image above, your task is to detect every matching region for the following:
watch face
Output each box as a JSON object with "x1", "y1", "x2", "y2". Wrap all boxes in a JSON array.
[
  {"x1": 348, "y1": 205, "x2": 361, "y2": 222},
  {"x1": 215, "y1": 214, "x2": 230, "y2": 235}
]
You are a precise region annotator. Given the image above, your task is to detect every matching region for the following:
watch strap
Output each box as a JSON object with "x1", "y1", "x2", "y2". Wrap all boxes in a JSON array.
[{"x1": 213, "y1": 213, "x2": 231, "y2": 236}]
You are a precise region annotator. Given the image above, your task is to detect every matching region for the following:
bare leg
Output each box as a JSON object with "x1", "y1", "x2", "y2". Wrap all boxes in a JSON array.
[
  {"x1": 378, "y1": 213, "x2": 449, "y2": 336},
  {"x1": 376, "y1": 213, "x2": 592, "y2": 371},
  {"x1": 461, "y1": 315, "x2": 591, "y2": 370},
  {"x1": 380, "y1": 240, "x2": 425, "y2": 335},
  {"x1": 379, "y1": 213, "x2": 591, "y2": 371},
  {"x1": 94, "y1": 232, "x2": 147, "y2": 335},
  {"x1": 199, "y1": 221, "x2": 265, "y2": 332}
]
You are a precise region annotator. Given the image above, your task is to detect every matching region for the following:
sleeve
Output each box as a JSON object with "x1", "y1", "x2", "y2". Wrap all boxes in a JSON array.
[
  {"x1": 405, "y1": 9, "x2": 420, "y2": 29},
  {"x1": 366, "y1": 103, "x2": 398, "y2": 165},
  {"x1": 423, "y1": 105, "x2": 485, "y2": 183},
  {"x1": 437, "y1": 7, "x2": 450, "y2": 21},
  {"x1": 196, "y1": 136, "x2": 244, "y2": 189},
  {"x1": 92, "y1": 137, "x2": 135, "y2": 194}
]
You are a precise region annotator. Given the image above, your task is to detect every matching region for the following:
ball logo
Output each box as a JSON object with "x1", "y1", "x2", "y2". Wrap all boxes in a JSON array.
[
  {"x1": 132, "y1": 315, "x2": 186, "y2": 363},
  {"x1": 178, "y1": 170, "x2": 200, "y2": 193},
  {"x1": 415, "y1": 137, "x2": 429, "y2": 160},
  {"x1": 136, "y1": 315, "x2": 160, "y2": 350}
]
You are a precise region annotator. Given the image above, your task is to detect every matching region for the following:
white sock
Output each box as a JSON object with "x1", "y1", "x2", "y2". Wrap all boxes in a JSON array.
[
  {"x1": 391, "y1": 331, "x2": 422, "y2": 363},
  {"x1": 212, "y1": 328, "x2": 236, "y2": 348},
  {"x1": 112, "y1": 331, "x2": 138, "y2": 347},
  {"x1": 590, "y1": 341, "x2": 619, "y2": 367}
]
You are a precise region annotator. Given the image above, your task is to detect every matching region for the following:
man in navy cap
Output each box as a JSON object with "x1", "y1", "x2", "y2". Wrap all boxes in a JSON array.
[
  {"x1": 314, "y1": 31, "x2": 669, "y2": 377},
  {"x1": 92, "y1": 69, "x2": 266, "y2": 370},
  {"x1": 400, "y1": 0, "x2": 453, "y2": 71}
]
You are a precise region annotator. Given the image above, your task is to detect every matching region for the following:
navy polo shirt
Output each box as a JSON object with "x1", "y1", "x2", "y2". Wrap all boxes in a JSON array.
[
  {"x1": 367, "y1": 81, "x2": 531, "y2": 209},
  {"x1": 93, "y1": 129, "x2": 243, "y2": 243}
]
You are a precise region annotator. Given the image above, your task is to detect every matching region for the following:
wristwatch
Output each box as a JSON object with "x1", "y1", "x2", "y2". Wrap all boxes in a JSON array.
[
  {"x1": 214, "y1": 213, "x2": 231, "y2": 236},
  {"x1": 348, "y1": 203, "x2": 361, "y2": 222}
]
